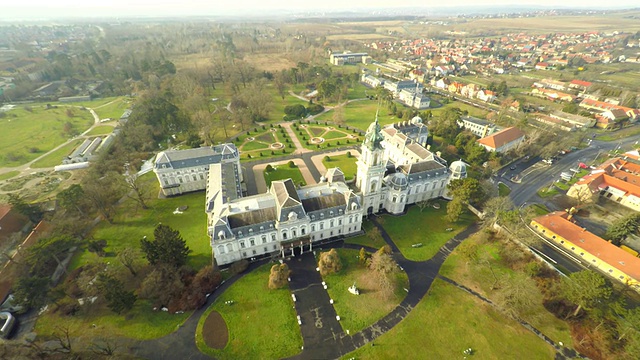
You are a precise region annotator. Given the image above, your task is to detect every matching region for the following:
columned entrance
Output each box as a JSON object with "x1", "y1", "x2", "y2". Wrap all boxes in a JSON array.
[{"x1": 280, "y1": 236, "x2": 311, "y2": 258}]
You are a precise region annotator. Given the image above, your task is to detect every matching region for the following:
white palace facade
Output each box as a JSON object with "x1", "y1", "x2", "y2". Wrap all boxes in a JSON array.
[{"x1": 200, "y1": 116, "x2": 466, "y2": 266}]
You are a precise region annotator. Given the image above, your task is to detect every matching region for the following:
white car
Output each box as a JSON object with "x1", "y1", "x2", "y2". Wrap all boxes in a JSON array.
[{"x1": 0, "y1": 312, "x2": 16, "y2": 339}]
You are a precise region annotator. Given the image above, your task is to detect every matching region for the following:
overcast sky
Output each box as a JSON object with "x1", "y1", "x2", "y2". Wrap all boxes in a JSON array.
[{"x1": 2, "y1": 0, "x2": 639, "y2": 20}]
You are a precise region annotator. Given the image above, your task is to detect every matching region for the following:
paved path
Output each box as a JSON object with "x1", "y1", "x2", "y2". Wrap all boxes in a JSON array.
[{"x1": 287, "y1": 254, "x2": 343, "y2": 359}]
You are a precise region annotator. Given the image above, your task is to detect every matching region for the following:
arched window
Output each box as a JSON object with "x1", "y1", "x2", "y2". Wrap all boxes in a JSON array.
[
  {"x1": 217, "y1": 245, "x2": 225, "y2": 254},
  {"x1": 226, "y1": 244, "x2": 233, "y2": 253},
  {"x1": 217, "y1": 231, "x2": 226, "y2": 240},
  {"x1": 282, "y1": 230, "x2": 288, "y2": 240}
]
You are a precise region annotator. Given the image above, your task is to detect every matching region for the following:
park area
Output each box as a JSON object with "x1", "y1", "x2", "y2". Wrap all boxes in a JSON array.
[
  {"x1": 380, "y1": 201, "x2": 475, "y2": 261},
  {"x1": 343, "y1": 278, "x2": 557, "y2": 359},
  {"x1": 196, "y1": 264, "x2": 303, "y2": 359},
  {"x1": 34, "y1": 172, "x2": 212, "y2": 341},
  {"x1": 321, "y1": 249, "x2": 408, "y2": 333},
  {"x1": 0, "y1": 104, "x2": 93, "y2": 167}
]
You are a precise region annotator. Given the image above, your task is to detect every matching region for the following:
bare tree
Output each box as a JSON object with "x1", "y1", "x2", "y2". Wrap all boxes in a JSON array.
[
  {"x1": 123, "y1": 168, "x2": 149, "y2": 210},
  {"x1": 118, "y1": 247, "x2": 141, "y2": 276}
]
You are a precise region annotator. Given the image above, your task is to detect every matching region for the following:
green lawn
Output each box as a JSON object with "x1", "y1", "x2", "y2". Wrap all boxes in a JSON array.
[
  {"x1": 84, "y1": 125, "x2": 115, "y2": 136},
  {"x1": 381, "y1": 202, "x2": 476, "y2": 261},
  {"x1": 196, "y1": 264, "x2": 303, "y2": 359},
  {"x1": 322, "y1": 154, "x2": 358, "y2": 181},
  {"x1": 34, "y1": 300, "x2": 190, "y2": 341},
  {"x1": 0, "y1": 170, "x2": 19, "y2": 181},
  {"x1": 498, "y1": 182, "x2": 511, "y2": 196},
  {"x1": 315, "y1": 100, "x2": 397, "y2": 131},
  {"x1": 264, "y1": 165, "x2": 306, "y2": 188},
  {"x1": 322, "y1": 249, "x2": 408, "y2": 333},
  {"x1": 30, "y1": 139, "x2": 84, "y2": 168},
  {"x1": 430, "y1": 100, "x2": 490, "y2": 119},
  {"x1": 529, "y1": 203, "x2": 550, "y2": 216},
  {"x1": 91, "y1": 97, "x2": 132, "y2": 120},
  {"x1": 343, "y1": 279, "x2": 556, "y2": 360},
  {"x1": 234, "y1": 126, "x2": 296, "y2": 161},
  {"x1": 537, "y1": 187, "x2": 560, "y2": 198},
  {"x1": 71, "y1": 173, "x2": 212, "y2": 271},
  {"x1": 0, "y1": 105, "x2": 94, "y2": 167}
]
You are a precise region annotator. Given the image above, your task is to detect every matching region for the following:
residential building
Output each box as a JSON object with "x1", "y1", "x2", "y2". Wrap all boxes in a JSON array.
[
  {"x1": 153, "y1": 144, "x2": 242, "y2": 197},
  {"x1": 569, "y1": 79, "x2": 592, "y2": 91},
  {"x1": 397, "y1": 89, "x2": 430, "y2": 109},
  {"x1": 476, "y1": 127, "x2": 525, "y2": 152},
  {"x1": 567, "y1": 157, "x2": 640, "y2": 211},
  {"x1": 595, "y1": 109, "x2": 628, "y2": 129},
  {"x1": 531, "y1": 212, "x2": 640, "y2": 292},
  {"x1": 457, "y1": 115, "x2": 498, "y2": 138}
]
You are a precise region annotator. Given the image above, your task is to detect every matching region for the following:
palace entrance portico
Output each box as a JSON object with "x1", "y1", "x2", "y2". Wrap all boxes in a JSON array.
[{"x1": 280, "y1": 236, "x2": 312, "y2": 258}]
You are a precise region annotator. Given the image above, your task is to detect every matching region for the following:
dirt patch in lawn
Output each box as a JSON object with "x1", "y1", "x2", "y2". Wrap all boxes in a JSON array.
[{"x1": 202, "y1": 310, "x2": 228, "y2": 349}]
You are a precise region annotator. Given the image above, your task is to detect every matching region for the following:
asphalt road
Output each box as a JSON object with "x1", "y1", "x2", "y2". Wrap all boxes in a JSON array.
[
  {"x1": 501, "y1": 135, "x2": 639, "y2": 276},
  {"x1": 505, "y1": 136, "x2": 640, "y2": 207}
]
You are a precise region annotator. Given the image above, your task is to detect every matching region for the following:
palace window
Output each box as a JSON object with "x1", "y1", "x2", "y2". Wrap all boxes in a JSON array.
[
  {"x1": 240, "y1": 241, "x2": 246, "y2": 249},
  {"x1": 250, "y1": 239, "x2": 255, "y2": 246}
]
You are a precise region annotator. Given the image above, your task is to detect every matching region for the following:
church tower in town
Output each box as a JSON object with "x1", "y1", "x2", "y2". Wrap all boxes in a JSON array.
[{"x1": 356, "y1": 114, "x2": 387, "y2": 214}]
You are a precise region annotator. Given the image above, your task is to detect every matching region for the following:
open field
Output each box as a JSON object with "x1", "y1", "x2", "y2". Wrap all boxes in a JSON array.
[
  {"x1": 0, "y1": 105, "x2": 93, "y2": 167},
  {"x1": 326, "y1": 34, "x2": 395, "y2": 41},
  {"x1": 0, "y1": 170, "x2": 19, "y2": 181},
  {"x1": 455, "y1": 12, "x2": 640, "y2": 33},
  {"x1": 196, "y1": 264, "x2": 302, "y2": 359},
  {"x1": 322, "y1": 249, "x2": 408, "y2": 333},
  {"x1": 322, "y1": 153, "x2": 357, "y2": 181},
  {"x1": 315, "y1": 99, "x2": 398, "y2": 131},
  {"x1": 343, "y1": 278, "x2": 556, "y2": 359},
  {"x1": 30, "y1": 139, "x2": 84, "y2": 169},
  {"x1": 264, "y1": 164, "x2": 306, "y2": 188},
  {"x1": 91, "y1": 97, "x2": 132, "y2": 120},
  {"x1": 381, "y1": 201, "x2": 476, "y2": 261}
]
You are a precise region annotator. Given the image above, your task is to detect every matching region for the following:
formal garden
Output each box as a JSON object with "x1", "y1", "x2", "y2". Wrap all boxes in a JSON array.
[
  {"x1": 263, "y1": 161, "x2": 307, "y2": 188},
  {"x1": 233, "y1": 124, "x2": 296, "y2": 160},
  {"x1": 290, "y1": 121, "x2": 361, "y2": 151}
]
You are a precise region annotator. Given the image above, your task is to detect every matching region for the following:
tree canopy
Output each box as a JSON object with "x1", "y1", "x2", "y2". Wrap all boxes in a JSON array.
[{"x1": 141, "y1": 224, "x2": 192, "y2": 268}]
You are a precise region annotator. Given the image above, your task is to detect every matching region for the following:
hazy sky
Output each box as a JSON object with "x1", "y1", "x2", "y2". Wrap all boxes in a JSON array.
[{"x1": 2, "y1": 0, "x2": 639, "y2": 19}]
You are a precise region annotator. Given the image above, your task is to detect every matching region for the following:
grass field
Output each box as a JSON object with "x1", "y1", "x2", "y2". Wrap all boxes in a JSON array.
[
  {"x1": 34, "y1": 299, "x2": 190, "y2": 342},
  {"x1": 498, "y1": 182, "x2": 511, "y2": 197},
  {"x1": 381, "y1": 201, "x2": 476, "y2": 261},
  {"x1": 264, "y1": 164, "x2": 306, "y2": 188},
  {"x1": 0, "y1": 105, "x2": 93, "y2": 167},
  {"x1": 343, "y1": 278, "x2": 556, "y2": 359},
  {"x1": 71, "y1": 173, "x2": 211, "y2": 272},
  {"x1": 234, "y1": 125, "x2": 296, "y2": 161},
  {"x1": 322, "y1": 249, "x2": 408, "y2": 333},
  {"x1": 91, "y1": 97, "x2": 132, "y2": 120},
  {"x1": 0, "y1": 170, "x2": 19, "y2": 181},
  {"x1": 196, "y1": 264, "x2": 303, "y2": 359},
  {"x1": 315, "y1": 100, "x2": 398, "y2": 131},
  {"x1": 322, "y1": 153, "x2": 357, "y2": 181},
  {"x1": 84, "y1": 125, "x2": 115, "y2": 136},
  {"x1": 30, "y1": 139, "x2": 84, "y2": 169}
]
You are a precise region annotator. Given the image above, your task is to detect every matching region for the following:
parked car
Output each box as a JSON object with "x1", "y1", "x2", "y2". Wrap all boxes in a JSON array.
[
  {"x1": 543, "y1": 159, "x2": 554, "y2": 165},
  {"x1": 578, "y1": 162, "x2": 588, "y2": 169},
  {"x1": 0, "y1": 312, "x2": 15, "y2": 339}
]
